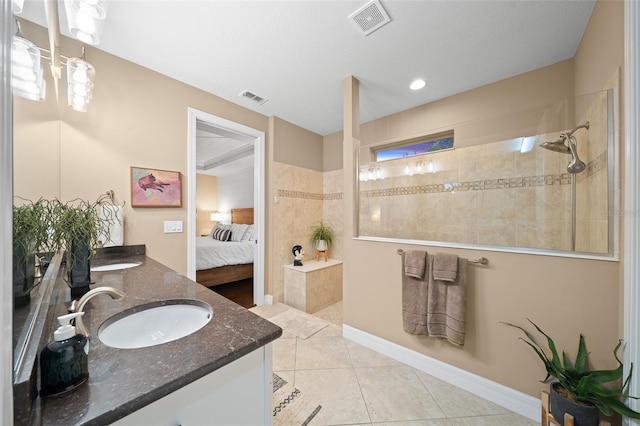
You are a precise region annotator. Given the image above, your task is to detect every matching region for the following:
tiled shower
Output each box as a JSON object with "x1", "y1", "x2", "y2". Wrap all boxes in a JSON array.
[{"x1": 358, "y1": 88, "x2": 615, "y2": 256}]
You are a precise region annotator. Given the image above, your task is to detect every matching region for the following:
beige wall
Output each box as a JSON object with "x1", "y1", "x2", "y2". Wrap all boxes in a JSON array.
[
  {"x1": 340, "y1": 0, "x2": 624, "y2": 400},
  {"x1": 323, "y1": 132, "x2": 343, "y2": 172},
  {"x1": 358, "y1": 59, "x2": 575, "y2": 148},
  {"x1": 13, "y1": 22, "x2": 60, "y2": 202},
  {"x1": 273, "y1": 117, "x2": 324, "y2": 172},
  {"x1": 270, "y1": 161, "x2": 323, "y2": 302},
  {"x1": 195, "y1": 174, "x2": 218, "y2": 237},
  {"x1": 574, "y1": 0, "x2": 624, "y2": 97},
  {"x1": 15, "y1": 21, "x2": 269, "y2": 275},
  {"x1": 269, "y1": 117, "x2": 326, "y2": 301}
]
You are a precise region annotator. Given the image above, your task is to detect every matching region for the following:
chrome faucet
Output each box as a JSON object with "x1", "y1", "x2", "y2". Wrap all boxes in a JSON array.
[{"x1": 69, "y1": 287, "x2": 126, "y2": 336}]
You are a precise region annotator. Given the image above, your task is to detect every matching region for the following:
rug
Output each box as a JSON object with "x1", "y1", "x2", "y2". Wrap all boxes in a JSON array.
[
  {"x1": 268, "y1": 308, "x2": 329, "y2": 339},
  {"x1": 273, "y1": 373, "x2": 321, "y2": 426}
]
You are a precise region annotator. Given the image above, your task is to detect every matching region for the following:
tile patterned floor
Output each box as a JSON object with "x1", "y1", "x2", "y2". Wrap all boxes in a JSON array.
[{"x1": 251, "y1": 302, "x2": 538, "y2": 426}]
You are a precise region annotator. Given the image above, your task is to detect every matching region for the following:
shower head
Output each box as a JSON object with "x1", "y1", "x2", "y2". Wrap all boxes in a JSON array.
[
  {"x1": 539, "y1": 132, "x2": 586, "y2": 174},
  {"x1": 566, "y1": 135, "x2": 586, "y2": 174},
  {"x1": 540, "y1": 136, "x2": 570, "y2": 154}
]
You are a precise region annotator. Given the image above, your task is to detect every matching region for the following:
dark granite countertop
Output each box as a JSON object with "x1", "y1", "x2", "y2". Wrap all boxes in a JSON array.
[{"x1": 30, "y1": 249, "x2": 282, "y2": 425}]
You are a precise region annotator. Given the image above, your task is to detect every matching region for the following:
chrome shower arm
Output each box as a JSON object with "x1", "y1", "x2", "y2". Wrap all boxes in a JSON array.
[{"x1": 566, "y1": 121, "x2": 590, "y2": 137}]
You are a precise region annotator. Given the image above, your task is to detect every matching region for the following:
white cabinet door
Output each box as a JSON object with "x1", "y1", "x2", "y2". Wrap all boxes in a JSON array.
[{"x1": 113, "y1": 344, "x2": 273, "y2": 426}]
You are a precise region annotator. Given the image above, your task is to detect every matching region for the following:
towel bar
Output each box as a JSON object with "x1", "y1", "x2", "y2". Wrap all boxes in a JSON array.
[{"x1": 396, "y1": 249, "x2": 489, "y2": 265}]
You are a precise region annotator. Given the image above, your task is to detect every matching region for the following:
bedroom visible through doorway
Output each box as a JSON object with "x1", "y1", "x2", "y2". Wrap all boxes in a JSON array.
[{"x1": 187, "y1": 108, "x2": 265, "y2": 307}]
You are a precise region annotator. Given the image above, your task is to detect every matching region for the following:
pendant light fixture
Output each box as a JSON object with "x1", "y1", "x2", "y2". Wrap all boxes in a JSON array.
[
  {"x1": 66, "y1": 50, "x2": 94, "y2": 112},
  {"x1": 11, "y1": 22, "x2": 45, "y2": 101},
  {"x1": 11, "y1": 0, "x2": 107, "y2": 111},
  {"x1": 63, "y1": 0, "x2": 109, "y2": 46}
]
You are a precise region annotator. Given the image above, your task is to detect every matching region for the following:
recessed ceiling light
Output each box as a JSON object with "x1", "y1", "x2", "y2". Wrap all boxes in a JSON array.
[{"x1": 410, "y1": 79, "x2": 426, "y2": 91}]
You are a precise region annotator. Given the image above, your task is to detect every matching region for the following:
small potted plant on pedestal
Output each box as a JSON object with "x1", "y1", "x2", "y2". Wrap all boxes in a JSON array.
[{"x1": 503, "y1": 319, "x2": 640, "y2": 426}]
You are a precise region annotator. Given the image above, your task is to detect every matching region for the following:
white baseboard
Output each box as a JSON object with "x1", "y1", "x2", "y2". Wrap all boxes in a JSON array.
[{"x1": 342, "y1": 324, "x2": 540, "y2": 422}]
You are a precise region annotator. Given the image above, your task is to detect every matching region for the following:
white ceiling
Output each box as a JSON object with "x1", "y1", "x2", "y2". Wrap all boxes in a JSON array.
[
  {"x1": 17, "y1": 0, "x2": 595, "y2": 172},
  {"x1": 196, "y1": 121, "x2": 254, "y2": 177}
]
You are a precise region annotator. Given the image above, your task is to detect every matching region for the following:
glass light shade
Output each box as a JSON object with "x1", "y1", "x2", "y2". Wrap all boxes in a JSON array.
[
  {"x1": 13, "y1": 66, "x2": 45, "y2": 101},
  {"x1": 12, "y1": 37, "x2": 45, "y2": 101},
  {"x1": 64, "y1": 0, "x2": 109, "y2": 45},
  {"x1": 12, "y1": 0, "x2": 25, "y2": 14},
  {"x1": 67, "y1": 58, "x2": 95, "y2": 112},
  {"x1": 12, "y1": 36, "x2": 40, "y2": 69}
]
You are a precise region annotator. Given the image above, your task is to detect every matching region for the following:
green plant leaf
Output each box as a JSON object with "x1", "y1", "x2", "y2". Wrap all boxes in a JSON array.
[
  {"x1": 502, "y1": 319, "x2": 640, "y2": 420},
  {"x1": 527, "y1": 319, "x2": 564, "y2": 373},
  {"x1": 575, "y1": 335, "x2": 588, "y2": 374},
  {"x1": 596, "y1": 396, "x2": 640, "y2": 419}
]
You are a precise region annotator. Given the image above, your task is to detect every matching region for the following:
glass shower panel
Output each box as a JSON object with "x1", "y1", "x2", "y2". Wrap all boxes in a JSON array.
[{"x1": 357, "y1": 89, "x2": 615, "y2": 257}]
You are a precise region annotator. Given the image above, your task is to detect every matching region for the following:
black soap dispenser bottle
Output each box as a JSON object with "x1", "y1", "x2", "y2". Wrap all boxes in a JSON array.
[{"x1": 40, "y1": 312, "x2": 89, "y2": 397}]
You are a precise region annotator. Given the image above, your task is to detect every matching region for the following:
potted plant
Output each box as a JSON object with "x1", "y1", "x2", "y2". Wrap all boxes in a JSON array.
[
  {"x1": 503, "y1": 319, "x2": 640, "y2": 425},
  {"x1": 310, "y1": 221, "x2": 335, "y2": 252},
  {"x1": 49, "y1": 194, "x2": 115, "y2": 296},
  {"x1": 12, "y1": 198, "x2": 53, "y2": 306}
]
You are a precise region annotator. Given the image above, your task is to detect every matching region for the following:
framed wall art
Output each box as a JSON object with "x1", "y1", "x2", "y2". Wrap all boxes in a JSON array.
[{"x1": 130, "y1": 167, "x2": 182, "y2": 207}]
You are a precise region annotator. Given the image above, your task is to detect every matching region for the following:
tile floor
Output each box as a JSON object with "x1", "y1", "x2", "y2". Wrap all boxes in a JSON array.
[{"x1": 251, "y1": 301, "x2": 538, "y2": 426}]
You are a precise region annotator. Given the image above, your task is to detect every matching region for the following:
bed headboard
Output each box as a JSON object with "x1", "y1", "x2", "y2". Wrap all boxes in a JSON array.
[{"x1": 231, "y1": 208, "x2": 254, "y2": 225}]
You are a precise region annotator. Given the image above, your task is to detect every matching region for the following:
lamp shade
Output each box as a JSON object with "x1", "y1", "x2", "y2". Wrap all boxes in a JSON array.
[{"x1": 211, "y1": 212, "x2": 231, "y2": 224}]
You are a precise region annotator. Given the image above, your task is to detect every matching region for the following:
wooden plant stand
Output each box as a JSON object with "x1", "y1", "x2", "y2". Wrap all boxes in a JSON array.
[
  {"x1": 541, "y1": 391, "x2": 611, "y2": 426},
  {"x1": 316, "y1": 249, "x2": 328, "y2": 261}
]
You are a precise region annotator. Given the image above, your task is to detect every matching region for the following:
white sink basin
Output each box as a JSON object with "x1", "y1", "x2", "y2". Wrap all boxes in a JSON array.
[
  {"x1": 98, "y1": 299, "x2": 213, "y2": 349},
  {"x1": 91, "y1": 262, "x2": 141, "y2": 272}
]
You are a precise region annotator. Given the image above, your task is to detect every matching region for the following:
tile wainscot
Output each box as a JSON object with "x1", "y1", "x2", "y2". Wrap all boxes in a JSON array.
[{"x1": 284, "y1": 259, "x2": 343, "y2": 313}]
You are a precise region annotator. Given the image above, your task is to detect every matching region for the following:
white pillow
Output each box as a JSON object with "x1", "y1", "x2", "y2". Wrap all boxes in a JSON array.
[
  {"x1": 208, "y1": 222, "x2": 226, "y2": 237},
  {"x1": 242, "y1": 224, "x2": 254, "y2": 241},
  {"x1": 229, "y1": 224, "x2": 249, "y2": 242}
]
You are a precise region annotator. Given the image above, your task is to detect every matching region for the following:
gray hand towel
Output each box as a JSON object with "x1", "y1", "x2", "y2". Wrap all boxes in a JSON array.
[
  {"x1": 402, "y1": 251, "x2": 429, "y2": 335},
  {"x1": 427, "y1": 255, "x2": 468, "y2": 345},
  {"x1": 433, "y1": 253, "x2": 458, "y2": 282},
  {"x1": 404, "y1": 250, "x2": 427, "y2": 279}
]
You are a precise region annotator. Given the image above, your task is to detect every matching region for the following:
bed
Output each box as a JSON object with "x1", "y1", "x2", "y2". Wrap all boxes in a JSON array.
[{"x1": 195, "y1": 208, "x2": 255, "y2": 288}]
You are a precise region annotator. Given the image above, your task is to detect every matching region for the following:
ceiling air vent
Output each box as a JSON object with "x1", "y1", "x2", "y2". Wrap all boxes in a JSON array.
[
  {"x1": 239, "y1": 90, "x2": 268, "y2": 105},
  {"x1": 349, "y1": 0, "x2": 391, "y2": 36}
]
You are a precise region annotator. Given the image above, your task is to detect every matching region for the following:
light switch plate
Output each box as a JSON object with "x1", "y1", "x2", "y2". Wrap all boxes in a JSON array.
[{"x1": 163, "y1": 220, "x2": 183, "y2": 233}]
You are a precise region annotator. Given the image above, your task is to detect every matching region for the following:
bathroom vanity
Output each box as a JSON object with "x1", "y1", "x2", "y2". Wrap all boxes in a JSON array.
[{"x1": 22, "y1": 246, "x2": 282, "y2": 425}]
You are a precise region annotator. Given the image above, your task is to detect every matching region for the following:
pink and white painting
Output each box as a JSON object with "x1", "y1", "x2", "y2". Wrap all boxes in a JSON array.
[{"x1": 130, "y1": 167, "x2": 182, "y2": 207}]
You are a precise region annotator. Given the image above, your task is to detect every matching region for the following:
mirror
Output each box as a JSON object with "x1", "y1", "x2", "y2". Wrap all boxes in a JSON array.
[
  {"x1": 12, "y1": 20, "x2": 61, "y2": 381},
  {"x1": 10, "y1": 2, "x2": 615, "y2": 380}
]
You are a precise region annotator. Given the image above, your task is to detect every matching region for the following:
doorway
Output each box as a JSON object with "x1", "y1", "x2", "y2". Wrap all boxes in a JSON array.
[{"x1": 187, "y1": 108, "x2": 265, "y2": 307}]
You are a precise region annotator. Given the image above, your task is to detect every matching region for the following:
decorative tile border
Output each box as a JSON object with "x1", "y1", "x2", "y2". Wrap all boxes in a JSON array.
[
  {"x1": 360, "y1": 173, "x2": 573, "y2": 198},
  {"x1": 577, "y1": 151, "x2": 608, "y2": 182},
  {"x1": 277, "y1": 189, "x2": 343, "y2": 201},
  {"x1": 274, "y1": 152, "x2": 606, "y2": 201},
  {"x1": 324, "y1": 193, "x2": 343, "y2": 200}
]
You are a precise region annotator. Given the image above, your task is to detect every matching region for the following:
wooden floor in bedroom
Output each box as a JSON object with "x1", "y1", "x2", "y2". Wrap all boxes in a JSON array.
[{"x1": 208, "y1": 279, "x2": 255, "y2": 309}]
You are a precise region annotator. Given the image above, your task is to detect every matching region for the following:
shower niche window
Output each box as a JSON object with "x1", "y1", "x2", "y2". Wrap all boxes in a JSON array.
[
  {"x1": 357, "y1": 89, "x2": 617, "y2": 257},
  {"x1": 373, "y1": 132, "x2": 454, "y2": 162}
]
